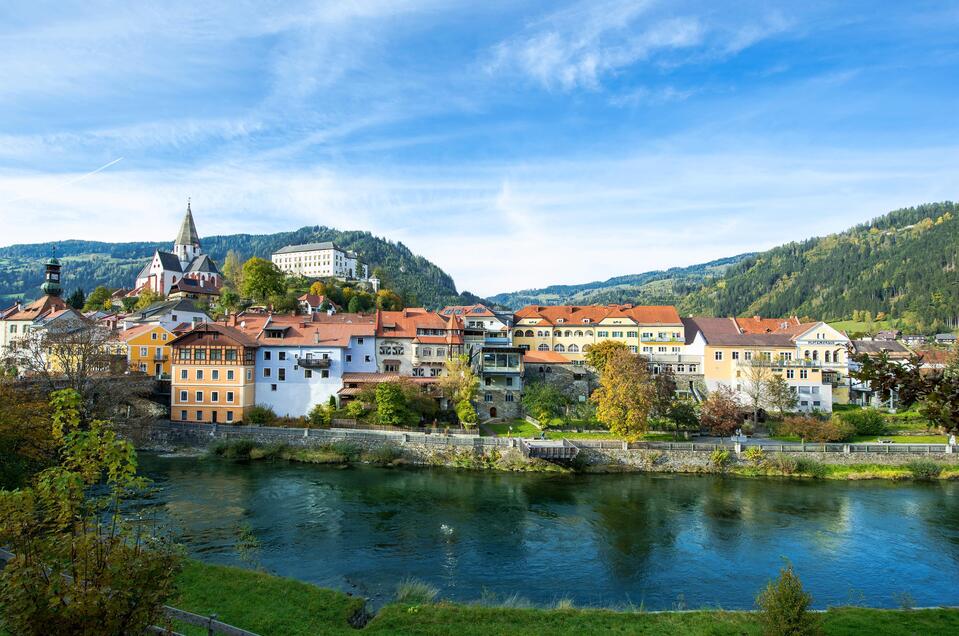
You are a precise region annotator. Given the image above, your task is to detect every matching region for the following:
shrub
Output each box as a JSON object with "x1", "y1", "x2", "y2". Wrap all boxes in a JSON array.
[
  {"x1": 246, "y1": 405, "x2": 277, "y2": 425},
  {"x1": 781, "y1": 416, "x2": 854, "y2": 443},
  {"x1": 307, "y1": 403, "x2": 331, "y2": 427},
  {"x1": 906, "y1": 460, "x2": 943, "y2": 480},
  {"x1": 756, "y1": 564, "x2": 820, "y2": 636},
  {"x1": 345, "y1": 400, "x2": 366, "y2": 418},
  {"x1": 743, "y1": 446, "x2": 766, "y2": 466},
  {"x1": 366, "y1": 444, "x2": 403, "y2": 465},
  {"x1": 710, "y1": 448, "x2": 731, "y2": 469},
  {"x1": 327, "y1": 441, "x2": 361, "y2": 461},
  {"x1": 794, "y1": 458, "x2": 827, "y2": 478},
  {"x1": 455, "y1": 399, "x2": 478, "y2": 426},
  {"x1": 772, "y1": 453, "x2": 798, "y2": 475},
  {"x1": 211, "y1": 439, "x2": 256, "y2": 459},
  {"x1": 840, "y1": 408, "x2": 887, "y2": 436},
  {"x1": 395, "y1": 578, "x2": 439, "y2": 604}
]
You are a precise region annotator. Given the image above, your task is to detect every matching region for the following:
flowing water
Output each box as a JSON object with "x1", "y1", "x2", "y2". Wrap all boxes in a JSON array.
[{"x1": 134, "y1": 454, "x2": 959, "y2": 610}]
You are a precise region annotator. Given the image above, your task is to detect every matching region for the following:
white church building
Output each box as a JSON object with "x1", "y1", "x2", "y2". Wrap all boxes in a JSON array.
[{"x1": 135, "y1": 201, "x2": 222, "y2": 296}]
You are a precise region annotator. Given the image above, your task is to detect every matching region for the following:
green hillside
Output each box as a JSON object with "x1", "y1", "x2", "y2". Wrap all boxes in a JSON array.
[
  {"x1": 680, "y1": 202, "x2": 959, "y2": 333},
  {"x1": 0, "y1": 227, "x2": 476, "y2": 308},
  {"x1": 487, "y1": 255, "x2": 752, "y2": 309}
]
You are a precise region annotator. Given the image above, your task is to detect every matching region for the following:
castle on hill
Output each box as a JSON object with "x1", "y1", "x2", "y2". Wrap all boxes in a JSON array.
[{"x1": 134, "y1": 201, "x2": 221, "y2": 297}]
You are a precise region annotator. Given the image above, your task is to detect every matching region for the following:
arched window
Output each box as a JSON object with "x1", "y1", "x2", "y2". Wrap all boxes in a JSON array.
[
  {"x1": 514, "y1": 330, "x2": 524, "y2": 338},
  {"x1": 834, "y1": 349, "x2": 842, "y2": 363},
  {"x1": 575, "y1": 330, "x2": 583, "y2": 337},
  {"x1": 804, "y1": 350, "x2": 810, "y2": 359},
  {"x1": 568, "y1": 344, "x2": 579, "y2": 352},
  {"x1": 525, "y1": 330, "x2": 534, "y2": 337},
  {"x1": 553, "y1": 330, "x2": 562, "y2": 336},
  {"x1": 565, "y1": 330, "x2": 572, "y2": 337},
  {"x1": 824, "y1": 351, "x2": 831, "y2": 363},
  {"x1": 537, "y1": 344, "x2": 549, "y2": 351},
  {"x1": 554, "y1": 344, "x2": 565, "y2": 352},
  {"x1": 585, "y1": 330, "x2": 594, "y2": 336},
  {"x1": 812, "y1": 350, "x2": 819, "y2": 361}
]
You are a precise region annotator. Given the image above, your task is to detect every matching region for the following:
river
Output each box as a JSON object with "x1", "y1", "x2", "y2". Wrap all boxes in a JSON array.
[{"x1": 134, "y1": 453, "x2": 959, "y2": 610}]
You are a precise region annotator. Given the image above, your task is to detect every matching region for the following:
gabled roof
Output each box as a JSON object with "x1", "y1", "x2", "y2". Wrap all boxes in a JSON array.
[
  {"x1": 685, "y1": 316, "x2": 794, "y2": 347},
  {"x1": 6, "y1": 294, "x2": 68, "y2": 321},
  {"x1": 376, "y1": 308, "x2": 457, "y2": 339},
  {"x1": 184, "y1": 253, "x2": 220, "y2": 275},
  {"x1": 168, "y1": 322, "x2": 259, "y2": 348},
  {"x1": 851, "y1": 340, "x2": 911, "y2": 356},
  {"x1": 175, "y1": 202, "x2": 200, "y2": 246},
  {"x1": 297, "y1": 294, "x2": 341, "y2": 310},
  {"x1": 735, "y1": 316, "x2": 802, "y2": 334},
  {"x1": 120, "y1": 323, "x2": 170, "y2": 342},
  {"x1": 127, "y1": 298, "x2": 207, "y2": 322},
  {"x1": 440, "y1": 304, "x2": 497, "y2": 318},
  {"x1": 522, "y1": 351, "x2": 572, "y2": 364},
  {"x1": 514, "y1": 304, "x2": 682, "y2": 326},
  {"x1": 273, "y1": 242, "x2": 342, "y2": 255},
  {"x1": 230, "y1": 312, "x2": 376, "y2": 348},
  {"x1": 170, "y1": 277, "x2": 221, "y2": 296},
  {"x1": 1, "y1": 303, "x2": 21, "y2": 319}
]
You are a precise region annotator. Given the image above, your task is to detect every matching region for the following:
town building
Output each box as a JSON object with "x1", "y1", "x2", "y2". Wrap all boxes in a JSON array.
[
  {"x1": 169, "y1": 323, "x2": 258, "y2": 424},
  {"x1": 847, "y1": 339, "x2": 913, "y2": 407},
  {"x1": 934, "y1": 333, "x2": 957, "y2": 345},
  {"x1": 374, "y1": 308, "x2": 465, "y2": 377},
  {"x1": 122, "y1": 298, "x2": 210, "y2": 331},
  {"x1": 902, "y1": 334, "x2": 927, "y2": 347},
  {"x1": 134, "y1": 201, "x2": 221, "y2": 296},
  {"x1": 298, "y1": 293, "x2": 341, "y2": 315},
  {"x1": 120, "y1": 323, "x2": 182, "y2": 378},
  {"x1": 521, "y1": 350, "x2": 591, "y2": 406},
  {"x1": 0, "y1": 257, "x2": 69, "y2": 355},
  {"x1": 684, "y1": 316, "x2": 849, "y2": 413},
  {"x1": 271, "y1": 242, "x2": 369, "y2": 281},
  {"x1": 875, "y1": 329, "x2": 902, "y2": 341}
]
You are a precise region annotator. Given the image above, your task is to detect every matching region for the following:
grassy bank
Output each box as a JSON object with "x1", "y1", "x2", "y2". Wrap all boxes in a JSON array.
[{"x1": 171, "y1": 560, "x2": 959, "y2": 636}]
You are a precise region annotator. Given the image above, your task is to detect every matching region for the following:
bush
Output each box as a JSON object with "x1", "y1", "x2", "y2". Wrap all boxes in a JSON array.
[
  {"x1": 327, "y1": 441, "x2": 361, "y2": 461},
  {"x1": 772, "y1": 453, "x2": 798, "y2": 475},
  {"x1": 781, "y1": 416, "x2": 854, "y2": 443},
  {"x1": 395, "y1": 578, "x2": 439, "y2": 605},
  {"x1": 345, "y1": 400, "x2": 366, "y2": 418},
  {"x1": 455, "y1": 399, "x2": 478, "y2": 426},
  {"x1": 246, "y1": 405, "x2": 277, "y2": 425},
  {"x1": 743, "y1": 446, "x2": 766, "y2": 466},
  {"x1": 365, "y1": 444, "x2": 403, "y2": 465},
  {"x1": 794, "y1": 458, "x2": 827, "y2": 478},
  {"x1": 710, "y1": 448, "x2": 731, "y2": 469},
  {"x1": 906, "y1": 460, "x2": 943, "y2": 480},
  {"x1": 307, "y1": 403, "x2": 331, "y2": 427},
  {"x1": 756, "y1": 564, "x2": 820, "y2": 636},
  {"x1": 840, "y1": 408, "x2": 887, "y2": 436},
  {"x1": 211, "y1": 439, "x2": 256, "y2": 459}
]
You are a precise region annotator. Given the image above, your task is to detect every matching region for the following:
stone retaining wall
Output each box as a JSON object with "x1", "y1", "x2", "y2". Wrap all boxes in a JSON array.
[{"x1": 124, "y1": 421, "x2": 959, "y2": 474}]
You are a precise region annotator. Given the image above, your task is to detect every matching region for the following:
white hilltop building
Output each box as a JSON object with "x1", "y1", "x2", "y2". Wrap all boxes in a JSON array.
[
  {"x1": 135, "y1": 201, "x2": 222, "y2": 296},
  {"x1": 271, "y1": 241, "x2": 377, "y2": 289}
]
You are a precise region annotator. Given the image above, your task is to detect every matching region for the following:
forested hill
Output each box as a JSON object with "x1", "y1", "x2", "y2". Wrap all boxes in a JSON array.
[
  {"x1": 679, "y1": 202, "x2": 959, "y2": 333},
  {"x1": 487, "y1": 255, "x2": 753, "y2": 309},
  {"x1": 0, "y1": 226, "x2": 475, "y2": 308}
]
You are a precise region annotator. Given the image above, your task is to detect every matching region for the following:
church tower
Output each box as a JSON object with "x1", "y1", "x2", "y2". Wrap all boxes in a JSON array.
[
  {"x1": 173, "y1": 198, "x2": 202, "y2": 269},
  {"x1": 40, "y1": 255, "x2": 62, "y2": 297}
]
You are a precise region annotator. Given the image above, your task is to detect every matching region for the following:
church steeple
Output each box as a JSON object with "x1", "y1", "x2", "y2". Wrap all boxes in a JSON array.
[
  {"x1": 173, "y1": 198, "x2": 202, "y2": 268},
  {"x1": 40, "y1": 248, "x2": 62, "y2": 297}
]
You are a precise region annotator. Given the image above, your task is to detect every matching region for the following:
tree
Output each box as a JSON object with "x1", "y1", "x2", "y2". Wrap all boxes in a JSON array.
[
  {"x1": 120, "y1": 296, "x2": 138, "y2": 313},
  {"x1": 0, "y1": 381, "x2": 55, "y2": 489},
  {"x1": 66, "y1": 288, "x2": 85, "y2": 310},
  {"x1": 438, "y1": 354, "x2": 479, "y2": 406},
  {"x1": 755, "y1": 564, "x2": 820, "y2": 636},
  {"x1": 308, "y1": 281, "x2": 327, "y2": 297},
  {"x1": 743, "y1": 359, "x2": 773, "y2": 425},
  {"x1": 269, "y1": 291, "x2": 299, "y2": 314},
  {"x1": 920, "y1": 351, "x2": 959, "y2": 431},
  {"x1": 591, "y1": 348, "x2": 654, "y2": 438},
  {"x1": 347, "y1": 296, "x2": 362, "y2": 313},
  {"x1": 455, "y1": 400, "x2": 478, "y2": 426},
  {"x1": 241, "y1": 257, "x2": 286, "y2": 303},
  {"x1": 0, "y1": 390, "x2": 181, "y2": 635},
  {"x1": 666, "y1": 398, "x2": 699, "y2": 437},
  {"x1": 83, "y1": 285, "x2": 113, "y2": 311},
  {"x1": 850, "y1": 350, "x2": 929, "y2": 407},
  {"x1": 375, "y1": 381, "x2": 411, "y2": 425},
  {"x1": 520, "y1": 381, "x2": 569, "y2": 425},
  {"x1": 218, "y1": 288, "x2": 241, "y2": 314},
  {"x1": 700, "y1": 386, "x2": 742, "y2": 436},
  {"x1": 134, "y1": 289, "x2": 163, "y2": 311},
  {"x1": 221, "y1": 249, "x2": 244, "y2": 290},
  {"x1": 583, "y1": 340, "x2": 629, "y2": 374},
  {"x1": 651, "y1": 367, "x2": 677, "y2": 419},
  {"x1": 766, "y1": 374, "x2": 798, "y2": 419},
  {"x1": 375, "y1": 289, "x2": 403, "y2": 311}
]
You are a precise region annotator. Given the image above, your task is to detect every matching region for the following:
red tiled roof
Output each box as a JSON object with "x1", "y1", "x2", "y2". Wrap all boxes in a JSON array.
[
  {"x1": 7, "y1": 295, "x2": 68, "y2": 321},
  {"x1": 514, "y1": 304, "x2": 682, "y2": 326},
  {"x1": 440, "y1": 304, "x2": 496, "y2": 318},
  {"x1": 522, "y1": 351, "x2": 573, "y2": 364},
  {"x1": 169, "y1": 322, "x2": 260, "y2": 348}
]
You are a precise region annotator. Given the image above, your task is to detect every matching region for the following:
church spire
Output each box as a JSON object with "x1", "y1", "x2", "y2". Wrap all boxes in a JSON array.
[
  {"x1": 40, "y1": 246, "x2": 62, "y2": 297},
  {"x1": 175, "y1": 198, "x2": 200, "y2": 247}
]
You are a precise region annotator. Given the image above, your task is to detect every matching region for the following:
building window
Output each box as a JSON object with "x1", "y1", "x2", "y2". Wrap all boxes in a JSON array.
[
  {"x1": 278, "y1": 368, "x2": 286, "y2": 381},
  {"x1": 611, "y1": 331, "x2": 623, "y2": 338},
  {"x1": 140, "y1": 347, "x2": 147, "y2": 356},
  {"x1": 195, "y1": 391, "x2": 203, "y2": 402},
  {"x1": 689, "y1": 365, "x2": 697, "y2": 373},
  {"x1": 212, "y1": 370, "x2": 219, "y2": 380},
  {"x1": 658, "y1": 346, "x2": 666, "y2": 353},
  {"x1": 179, "y1": 390, "x2": 187, "y2": 402},
  {"x1": 180, "y1": 369, "x2": 187, "y2": 379},
  {"x1": 279, "y1": 352, "x2": 287, "y2": 361},
  {"x1": 732, "y1": 351, "x2": 740, "y2": 360},
  {"x1": 505, "y1": 393, "x2": 514, "y2": 402},
  {"x1": 226, "y1": 411, "x2": 234, "y2": 422},
  {"x1": 714, "y1": 351, "x2": 723, "y2": 361},
  {"x1": 627, "y1": 331, "x2": 637, "y2": 338},
  {"x1": 629, "y1": 345, "x2": 637, "y2": 353},
  {"x1": 385, "y1": 363, "x2": 398, "y2": 373},
  {"x1": 786, "y1": 370, "x2": 795, "y2": 379},
  {"x1": 484, "y1": 393, "x2": 492, "y2": 403},
  {"x1": 271, "y1": 384, "x2": 277, "y2": 392},
  {"x1": 346, "y1": 354, "x2": 352, "y2": 362},
  {"x1": 196, "y1": 370, "x2": 204, "y2": 380},
  {"x1": 321, "y1": 370, "x2": 329, "y2": 378},
  {"x1": 180, "y1": 410, "x2": 187, "y2": 420},
  {"x1": 642, "y1": 346, "x2": 652, "y2": 353},
  {"x1": 365, "y1": 355, "x2": 371, "y2": 362},
  {"x1": 211, "y1": 391, "x2": 219, "y2": 403},
  {"x1": 537, "y1": 344, "x2": 549, "y2": 351},
  {"x1": 554, "y1": 344, "x2": 565, "y2": 352},
  {"x1": 484, "y1": 376, "x2": 491, "y2": 385},
  {"x1": 357, "y1": 337, "x2": 364, "y2": 344},
  {"x1": 597, "y1": 331, "x2": 609, "y2": 337},
  {"x1": 304, "y1": 369, "x2": 313, "y2": 378},
  {"x1": 246, "y1": 369, "x2": 252, "y2": 381},
  {"x1": 263, "y1": 368, "x2": 271, "y2": 378},
  {"x1": 227, "y1": 391, "x2": 234, "y2": 403},
  {"x1": 196, "y1": 410, "x2": 203, "y2": 420},
  {"x1": 506, "y1": 377, "x2": 513, "y2": 387},
  {"x1": 264, "y1": 351, "x2": 271, "y2": 361},
  {"x1": 800, "y1": 370, "x2": 808, "y2": 379}
]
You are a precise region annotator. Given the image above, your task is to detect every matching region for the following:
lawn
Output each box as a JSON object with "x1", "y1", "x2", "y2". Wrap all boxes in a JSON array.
[
  {"x1": 829, "y1": 319, "x2": 900, "y2": 335},
  {"x1": 483, "y1": 420, "x2": 678, "y2": 441},
  {"x1": 769, "y1": 435, "x2": 946, "y2": 444},
  {"x1": 170, "y1": 560, "x2": 959, "y2": 636}
]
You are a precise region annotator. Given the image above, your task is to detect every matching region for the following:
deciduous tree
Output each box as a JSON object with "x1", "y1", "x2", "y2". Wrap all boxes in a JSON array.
[
  {"x1": 590, "y1": 348, "x2": 654, "y2": 438},
  {"x1": 438, "y1": 354, "x2": 479, "y2": 406},
  {"x1": 583, "y1": 340, "x2": 630, "y2": 374},
  {"x1": 766, "y1": 374, "x2": 798, "y2": 419},
  {"x1": 83, "y1": 285, "x2": 113, "y2": 311},
  {"x1": 241, "y1": 257, "x2": 286, "y2": 303},
  {"x1": 520, "y1": 381, "x2": 569, "y2": 425},
  {"x1": 700, "y1": 385, "x2": 742, "y2": 436}
]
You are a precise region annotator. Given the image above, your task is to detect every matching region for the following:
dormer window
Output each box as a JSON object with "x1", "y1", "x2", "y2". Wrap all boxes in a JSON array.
[{"x1": 583, "y1": 318, "x2": 591, "y2": 323}]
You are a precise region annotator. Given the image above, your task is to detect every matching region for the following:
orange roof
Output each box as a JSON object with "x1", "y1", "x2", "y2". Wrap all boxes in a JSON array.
[
  {"x1": 297, "y1": 294, "x2": 341, "y2": 310},
  {"x1": 119, "y1": 323, "x2": 169, "y2": 342},
  {"x1": 376, "y1": 308, "x2": 462, "y2": 342},
  {"x1": 735, "y1": 316, "x2": 802, "y2": 334},
  {"x1": 230, "y1": 312, "x2": 376, "y2": 347},
  {"x1": 440, "y1": 304, "x2": 496, "y2": 318},
  {"x1": 514, "y1": 304, "x2": 681, "y2": 326},
  {"x1": 522, "y1": 351, "x2": 573, "y2": 364},
  {"x1": 7, "y1": 295, "x2": 68, "y2": 321}
]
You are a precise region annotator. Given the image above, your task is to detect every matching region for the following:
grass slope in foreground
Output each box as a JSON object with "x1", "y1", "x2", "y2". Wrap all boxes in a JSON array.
[{"x1": 173, "y1": 561, "x2": 959, "y2": 636}]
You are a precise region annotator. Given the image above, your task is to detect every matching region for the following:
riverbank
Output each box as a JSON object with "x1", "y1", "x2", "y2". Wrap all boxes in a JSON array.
[
  {"x1": 172, "y1": 560, "x2": 959, "y2": 635},
  {"x1": 206, "y1": 437, "x2": 959, "y2": 481}
]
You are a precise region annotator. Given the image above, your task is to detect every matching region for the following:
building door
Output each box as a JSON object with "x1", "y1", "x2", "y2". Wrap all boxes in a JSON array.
[
  {"x1": 211, "y1": 411, "x2": 218, "y2": 423},
  {"x1": 155, "y1": 363, "x2": 162, "y2": 377},
  {"x1": 489, "y1": 407, "x2": 497, "y2": 418}
]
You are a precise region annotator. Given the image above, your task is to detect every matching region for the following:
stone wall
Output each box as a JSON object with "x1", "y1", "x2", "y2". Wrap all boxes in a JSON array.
[{"x1": 124, "y1": 421, "x2": 959, "y2": 474}]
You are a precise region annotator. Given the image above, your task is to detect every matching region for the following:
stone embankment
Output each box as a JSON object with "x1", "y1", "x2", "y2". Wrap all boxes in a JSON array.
[{"x1": 125, "y1": 420, "x2": 959, "y2": 476}]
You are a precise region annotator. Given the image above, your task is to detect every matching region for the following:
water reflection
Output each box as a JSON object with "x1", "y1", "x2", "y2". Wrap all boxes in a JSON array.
[{"x1": 134, "y1": 455, "x2": 959, "y2": 610}]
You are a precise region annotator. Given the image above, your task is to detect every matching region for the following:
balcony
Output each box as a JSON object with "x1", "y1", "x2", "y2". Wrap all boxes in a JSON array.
[
  {"x1": 645, "y1": 354, "x2": 702, "y2": 365},
  {"x1": 299, "y1": 357, "x2": 332, "y2": 369}
]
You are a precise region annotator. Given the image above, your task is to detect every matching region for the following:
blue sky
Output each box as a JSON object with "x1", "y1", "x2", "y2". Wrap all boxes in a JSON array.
[{"x1": 0, "y1": 1, "x2": 957, "y2": 296}]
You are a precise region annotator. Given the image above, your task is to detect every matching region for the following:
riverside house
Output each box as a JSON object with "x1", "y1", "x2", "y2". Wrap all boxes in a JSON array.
[{"x1": 169, "y1": 323, "x2": 258, "y2": 424}]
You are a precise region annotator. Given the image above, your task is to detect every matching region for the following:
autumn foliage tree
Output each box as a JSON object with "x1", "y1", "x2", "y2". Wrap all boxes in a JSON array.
[
  {"x1": 583, "y1": 340, "x2": 629, "y2": 375},
  {"x1": 591, "y1": 348, "x2": 654, "y2": 438},
  {"x1": 700, "y1": 385, "x2": 743, "y2": 436}
]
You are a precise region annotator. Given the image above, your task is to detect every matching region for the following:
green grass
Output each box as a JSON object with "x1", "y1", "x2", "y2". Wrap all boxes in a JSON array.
[
  {"x1": 770, "y1": 435, "x2": 946, "y2": 444},
  {"x1": 484, "y1": 420, "x2": 541, "y2": 437},
  {"x1": 485, "y1": 420, "x2": 677, "y2": 441},
  {"x1": 829, "y1": 319, "x2": 900, "y2": 335},
  {"x1": 170, "y1": 560, "x2": 959, "y2": 635}
]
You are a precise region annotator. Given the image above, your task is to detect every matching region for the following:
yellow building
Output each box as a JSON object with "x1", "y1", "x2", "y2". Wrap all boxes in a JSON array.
[
  {"x1": 120, "y1": 323, "x2": 177, "y2": 378},
  {"x1": 511, "y1": 305, "x2": 686, "y2": 363},
  {"x1": 169, "y1": 323, "x2": 258, "y2": 424}
]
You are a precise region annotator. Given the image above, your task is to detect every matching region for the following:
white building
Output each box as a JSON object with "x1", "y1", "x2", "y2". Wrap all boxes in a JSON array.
[
  {"x1": 271, "y1": 242, "x2": 369, "y2": 281},
  {"x1": 135, "y1": 201, "x2": 221, "y2": 296}
]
